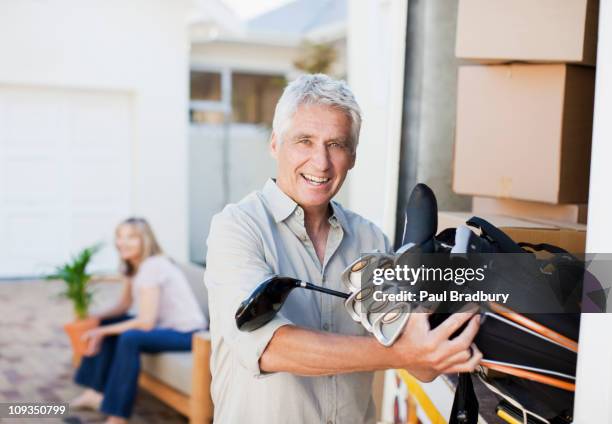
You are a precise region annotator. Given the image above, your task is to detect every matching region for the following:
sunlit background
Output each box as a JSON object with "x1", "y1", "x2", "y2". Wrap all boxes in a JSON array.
[{"x1": 1, "y1": 0, "x2": 611, "y2": 422}]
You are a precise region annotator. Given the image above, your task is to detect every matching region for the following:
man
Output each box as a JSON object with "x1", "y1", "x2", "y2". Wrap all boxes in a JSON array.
[{"x1": 205, "y1": 74, "x2": 482, "y2": 423}]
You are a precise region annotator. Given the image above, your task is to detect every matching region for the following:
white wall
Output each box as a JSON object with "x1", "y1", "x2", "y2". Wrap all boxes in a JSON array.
[
  {"x1": 0, "y1": 0, "x2": 192, "y2": 267},
  {"x1": 347, "y1": 0, "x2": 407, "y2": 236},
  {"x1": 191, "y1": 41, "x2": 299, "y2": 75},
  {"x1": 574, "y1": 0, "x2": 612, "y2": 420},
  {"x1": 0, "y1": 86, "x2": 134, "y2": 276},
  {"x1": 188, "y1": 124, "x2": 277, "y2": 264}
]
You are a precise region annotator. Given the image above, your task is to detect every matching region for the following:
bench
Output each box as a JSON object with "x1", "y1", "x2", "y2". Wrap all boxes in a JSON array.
[{"x1": 139, "y1": 262, "x2": 213, "y2": 423}]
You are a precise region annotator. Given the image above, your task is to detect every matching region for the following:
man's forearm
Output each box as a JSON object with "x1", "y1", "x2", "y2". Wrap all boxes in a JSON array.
[
  {"x1": 259, "y1": 325, "x2": 399, "y2": 376},
  {"x1": 259, "y1": 313, "x2": 482, "y2": 382}
]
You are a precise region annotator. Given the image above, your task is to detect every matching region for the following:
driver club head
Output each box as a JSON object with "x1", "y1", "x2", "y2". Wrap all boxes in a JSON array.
[{"x1": 235, "y1": 276, "x2": 301, "y2": 332}]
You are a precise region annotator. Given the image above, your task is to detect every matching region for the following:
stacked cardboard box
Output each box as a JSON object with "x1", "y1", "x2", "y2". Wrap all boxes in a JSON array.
[
  {"x1": 453, "y1": 64, "x2": 595, "y2": 204},
  {"x1": 455, "y1": 0, "x2": 599, "y2": 65},
  {"x1": 472, "y1": 197, "x2": 588, "y2": 225},
  {"x1": 447, "y1": 0, "x2": 598, "y2": 250}
]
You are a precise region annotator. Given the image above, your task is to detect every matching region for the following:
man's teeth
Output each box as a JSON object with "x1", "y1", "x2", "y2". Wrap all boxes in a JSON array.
[{"x1": 302, "y1": 174, "x2": 330, "y2": 184}]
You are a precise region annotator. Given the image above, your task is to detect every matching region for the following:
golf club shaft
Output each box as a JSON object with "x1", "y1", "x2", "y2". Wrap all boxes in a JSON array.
[{"x1": 302, "y1": 281, "x2": 349, "y2": 299}]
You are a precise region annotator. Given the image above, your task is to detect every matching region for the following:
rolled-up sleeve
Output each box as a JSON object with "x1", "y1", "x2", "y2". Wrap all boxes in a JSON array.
[{"x1": 204, "y1": 205, "x2": 292, "y2": 378}]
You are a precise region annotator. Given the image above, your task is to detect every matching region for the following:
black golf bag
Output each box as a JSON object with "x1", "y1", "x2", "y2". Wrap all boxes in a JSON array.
[{"x1": 399, "y1": 183, "x2": 603, "y2": 424}]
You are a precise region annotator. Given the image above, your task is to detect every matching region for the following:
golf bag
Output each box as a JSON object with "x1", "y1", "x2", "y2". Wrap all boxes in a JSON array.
[
  {"x1": 338, "y1": 183, "x2": 596, "y2": 422},
  {"x1": 397, "y1": 183, "x2": 599, "y2": 424}
]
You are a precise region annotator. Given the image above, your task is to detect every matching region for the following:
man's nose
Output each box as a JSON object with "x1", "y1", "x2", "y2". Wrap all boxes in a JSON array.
[{"x1": 310, "y1": 144, "x2": 331, "y2": 170}]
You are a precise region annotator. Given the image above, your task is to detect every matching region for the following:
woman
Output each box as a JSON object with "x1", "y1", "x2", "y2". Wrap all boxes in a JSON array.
[{"x1": 70, "y1": 217, "x2": 206, "y2": 424}]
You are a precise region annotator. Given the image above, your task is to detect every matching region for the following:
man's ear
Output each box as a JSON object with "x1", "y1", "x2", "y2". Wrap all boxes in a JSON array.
[
  {"x1": 348, "y1": 151, "x2": 356, "y2": 170},
  {"x1": 270, "y1": 132, "x2": 279, "y2": 159}
]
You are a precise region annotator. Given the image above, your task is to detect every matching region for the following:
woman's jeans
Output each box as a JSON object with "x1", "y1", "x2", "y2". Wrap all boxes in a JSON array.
[{"x1": 74, "y1": 315, "x2": 195, "y2": 418}]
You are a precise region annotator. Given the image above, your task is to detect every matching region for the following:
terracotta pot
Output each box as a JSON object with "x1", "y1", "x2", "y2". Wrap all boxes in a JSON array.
[{"x1": 64, "y1": 317, "x2": 99, "y2": 357}]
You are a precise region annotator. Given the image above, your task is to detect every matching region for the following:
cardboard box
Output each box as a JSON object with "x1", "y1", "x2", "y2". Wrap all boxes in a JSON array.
[
  {"x1": 453, "y1": 64, "x2": 595, "y2": 204},
  {"x1": 438, "y1": 212, "x2": 555, "y2": 234},
  {"x1": 456, "y1": 0, "x2": 599, "y2": 65},
  {"x1": 472, "y1": 197, "x2": 588, "y2": 224},
  {"x1": 438, "y1": 212, "x2": 586, "y2": 253}
]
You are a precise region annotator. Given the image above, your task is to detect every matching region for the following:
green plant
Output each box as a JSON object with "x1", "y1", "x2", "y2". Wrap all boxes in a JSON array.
[
  {"x1": 47, "y1": 243, "x2": 103, "y2": 319},
  {"x1": 293, "y1": 42, "x2": 338, "y2": 75}
]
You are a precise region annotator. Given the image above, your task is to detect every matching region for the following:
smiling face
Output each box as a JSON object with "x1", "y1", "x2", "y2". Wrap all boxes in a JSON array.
[
  {"x1": 270, "y1": 103, "x2": 356, "y2": 211},
  {"x1": 115, "y1": 224, "x2": 144, "y2": 264}
]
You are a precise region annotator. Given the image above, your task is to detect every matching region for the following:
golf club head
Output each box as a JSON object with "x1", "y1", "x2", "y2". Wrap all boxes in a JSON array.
[
  {"x1": 341, "y1": 253, "x2": 395, "y2": 292},
  {"x1": 345, "y1": 285, "x2": 374, "y2": 323},
  {"x1": 361, "y1": 282, "x2": 406, "y2": 331},
  {"x1": 344, "y1": 281, "x2": 397, "y2": 330},
  {"x1": 360, "y1": 294, "x2": 389, "y2": 332},
  {"x1": 372, "y1": 302, "x2": 412, "y2": 346},
  {"x1": 235, "y1": 276, "x2": 300, "y2": 332}
]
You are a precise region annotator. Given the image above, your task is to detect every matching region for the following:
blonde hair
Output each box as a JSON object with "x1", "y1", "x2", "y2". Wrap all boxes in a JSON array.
[{"x1": 116, "y1": 217, "x2": 163, "y2": 277}]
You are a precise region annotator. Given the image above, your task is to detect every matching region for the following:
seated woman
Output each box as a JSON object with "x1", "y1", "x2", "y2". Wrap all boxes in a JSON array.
[{"x1": 70, "y1": 217, "x2": 206, "y2": 424}]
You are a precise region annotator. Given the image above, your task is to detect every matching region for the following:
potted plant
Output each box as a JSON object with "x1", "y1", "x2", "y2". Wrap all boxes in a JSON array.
[{"x1": 47, "y1": 243, "x2": 102, "y2": 356}]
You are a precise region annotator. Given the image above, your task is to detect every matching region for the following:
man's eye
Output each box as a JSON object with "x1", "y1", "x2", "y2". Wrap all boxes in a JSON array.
[{"x1": 329, "y1": 142, "x2": 346, "y2": 149}]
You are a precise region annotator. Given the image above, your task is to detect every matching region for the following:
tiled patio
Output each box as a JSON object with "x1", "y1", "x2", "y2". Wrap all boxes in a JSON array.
[{"x1": 0, "y1": 279, "x2": 187, "y2": 424}]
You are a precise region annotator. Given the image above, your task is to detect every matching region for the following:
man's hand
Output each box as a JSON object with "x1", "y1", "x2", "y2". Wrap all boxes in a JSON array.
[{"x1": 390, "y1": 310, "x2": 482, "y2": 382}]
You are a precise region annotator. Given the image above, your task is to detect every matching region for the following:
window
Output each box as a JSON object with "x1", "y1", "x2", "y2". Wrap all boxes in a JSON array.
[
  {"x1": 189, "y1": 70, "x2": 227, "y2": 125},
  {"x1": 231, "y1": 73, "x2": 285, "y2": 126},
  {"x1": 189, "y1": 68, "x2": 285, "y2": 126},
  {"x1": 190, "y1": 71, "x2": 222, "y2": 101}
]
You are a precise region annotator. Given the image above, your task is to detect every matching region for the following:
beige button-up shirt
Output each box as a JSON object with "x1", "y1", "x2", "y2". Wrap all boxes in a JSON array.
[{"x1": 205, "y1": 179, "x2": 391, "y2": 424}]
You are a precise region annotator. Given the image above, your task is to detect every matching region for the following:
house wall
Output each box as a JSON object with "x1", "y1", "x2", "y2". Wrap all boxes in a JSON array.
[
  {"x1": 191, "y1": 42, "x2": 300, "y2": 75},
  {"x1": 188, "y1": 125, "x2": 276, "y2": 263},
  {"x1": 0, "y1": 0, "x2": 191, "y2": 273},
  {"x1": 346, "y1": 0, "x2": 406, "y2": 235},
  {"x1": 575, "y1": 0, "x2": 612, "y2": 420}
]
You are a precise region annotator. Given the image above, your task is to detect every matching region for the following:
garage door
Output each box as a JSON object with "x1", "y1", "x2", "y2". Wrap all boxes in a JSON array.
[{"x1": 0, "y1": 86, "x2": 133, "y2": 278}]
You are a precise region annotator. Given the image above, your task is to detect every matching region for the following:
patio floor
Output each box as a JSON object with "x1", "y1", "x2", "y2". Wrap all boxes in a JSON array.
[{"x1": 0, "y1": 279, "x2": 187, "y2": 424}]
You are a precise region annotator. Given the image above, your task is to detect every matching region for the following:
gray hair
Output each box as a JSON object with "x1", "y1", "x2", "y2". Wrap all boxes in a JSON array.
[{"x1": 272, "y1": 74, "x2": 362, "y2": 151}]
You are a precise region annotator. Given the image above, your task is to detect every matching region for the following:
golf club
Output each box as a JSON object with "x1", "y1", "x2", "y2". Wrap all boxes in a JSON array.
[{"x1": 235, "y1": 276, "x2": 349, "y2": 332}]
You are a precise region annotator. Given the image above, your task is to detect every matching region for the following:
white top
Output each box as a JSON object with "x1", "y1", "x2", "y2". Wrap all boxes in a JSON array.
[{"x1": 132, "y1": 255, "x2": 206, "y2": 332}]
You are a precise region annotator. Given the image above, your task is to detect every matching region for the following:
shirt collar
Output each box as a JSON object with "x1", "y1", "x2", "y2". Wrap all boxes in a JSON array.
[
  {"x1": 262, "y1": 178, "x2": 351, "y2": 235},
  {"x1": 329, "y1": 200, "x2": 351, "y2": 236},
  {"x1": 262, "y1": 179, "x2": 298, "y2": 223}
]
